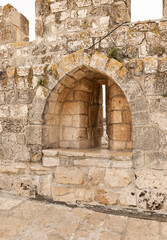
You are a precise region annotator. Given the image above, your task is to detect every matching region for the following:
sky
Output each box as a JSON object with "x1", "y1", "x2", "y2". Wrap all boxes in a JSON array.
[{"x1": 0, "y1": 0, "x2": 163, "y2": 41}]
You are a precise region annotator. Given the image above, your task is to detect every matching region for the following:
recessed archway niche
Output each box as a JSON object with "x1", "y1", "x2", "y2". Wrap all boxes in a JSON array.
[{"x1": 43, "y1": 65, "x2": 133, "y2": 151}]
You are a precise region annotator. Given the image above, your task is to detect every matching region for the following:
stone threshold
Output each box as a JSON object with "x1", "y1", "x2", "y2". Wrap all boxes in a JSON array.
[
  {"x1": 34, "y1": 194, "x2": 167, "y2": 223},
  {"x1": 42, "y1": 148, "x2": 133, "y2": 160}
]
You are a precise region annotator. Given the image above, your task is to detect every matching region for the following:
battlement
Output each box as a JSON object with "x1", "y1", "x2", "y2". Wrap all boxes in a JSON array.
[{"x1": 0, "y1": 4, "x2": 29, "y2": 44}]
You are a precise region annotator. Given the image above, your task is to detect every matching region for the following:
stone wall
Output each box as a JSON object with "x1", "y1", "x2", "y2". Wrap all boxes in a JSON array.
[
  {"x1": 0, "y1": 1, "x2": 167, "y2": 213},
  {"x1": 0, "y1": 4, "x2": 29, "y2": 44}
]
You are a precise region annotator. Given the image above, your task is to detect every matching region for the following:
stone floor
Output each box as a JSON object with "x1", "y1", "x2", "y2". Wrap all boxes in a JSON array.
[{"x1": 0, "y1": 192, "x2": 167, "y2": 240}]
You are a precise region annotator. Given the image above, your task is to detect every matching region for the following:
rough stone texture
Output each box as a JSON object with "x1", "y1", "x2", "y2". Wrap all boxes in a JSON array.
[
  {"x1": 0, "y1": 0, "x2": 167, "y2": 213},
  {"x1": 0, "y1": 193, "x2": 167, "y2": 240},
  {"x1": 0, "y1": 4, "x2": 29, "y2": 44}
]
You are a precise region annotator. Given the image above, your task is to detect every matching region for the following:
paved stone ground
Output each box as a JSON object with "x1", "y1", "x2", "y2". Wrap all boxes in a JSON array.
[{"x1": 0, "y1": 192, "x2": 167, "y2": 240}]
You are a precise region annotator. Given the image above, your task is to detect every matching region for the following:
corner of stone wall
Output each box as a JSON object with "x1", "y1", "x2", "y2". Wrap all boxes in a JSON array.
[{"x1": 0, "y1": 4, "x2": 29, "y2": 44}]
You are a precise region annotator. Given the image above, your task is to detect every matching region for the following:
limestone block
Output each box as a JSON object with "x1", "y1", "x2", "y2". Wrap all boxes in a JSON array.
[
  {"x1": 109, "y1": 140, "x2": 126, "y2": 150},
  {"x1": 60, "y1": 75, "x2": 76, "y2": 88},
  {"x1": 160, "y1": 98, "x2": 167, "y2": 112},
  {"x1": 10, "y1": 105, "x2": 28, "y2": 118},
  {"x1": 145, "y1": 151, "x2": 167, "y2": 170},
  {"x1": 132, "y1": 111, "x2": 148, "y2": 126},
  {"x1": 58, "y1": 88, "x2": 69, "y2": 102},
  {"x1": 91, "y1": 51, "x2": 109, "y2": 72},
  {"x1": 62, "y1": 127, "x2": 87, "y2": 141},
  {"x1": 112, "y1": 161, "x2": 133, "y2": 169},
  {"x1": 151, "y1": 112, "x2": 167, "y2": 131},
  {"x1": 130, "y1": 97, "x2": 148, "y2": 112},
  {"x1": 133, "y1": 150, "x2": 145, "y2": 168},
  {"x1": 112, "y1": 1, "x2": 129, "y2": 23},
  {"x1": 43, "y1": 157, "x2": 60, "y2": 167},
  {"x1": 51, "y1": 1, "x2": 67, "y2": 13},
  {"x1": 73, "y1": 115, "x2": 88, "y2": 128},
  {"x1": 99, "y1": 16, "x2": 110, "y2": 29},
  {"x1": 75, "y1": 188, "x2": 93, "y2": 202},
  {"x1": 94, "y1": 189, "x2": 109, "y2": 205},
  {"x1": 61, "y1": 115, "x2": 73, "y2": 127},
  {"x1": 75, "y1": 0, "x2": 91, "y2": 7},
  {"x1": 146, "y1": 32, "x2": 160, "y2": 45},
  {"x1": 88, "y1": 168, "x2": 105, "y2": 186},
  {"x1": 54, "y1": 186, "x2": 75, "y2": 196},
  {"x1": 144, "y1": 56, "x2": 158, "y2": 73},
  {"x1": 26, "y1": 125, "x2": 42, "y2": 145},
  {"x1": 75, "y1": 91, "x2": 91, "y2": 102},
  {"x1": 12, "y1": 176, "x2": 36, "y2": 197},
  {"x1": 123, "y1": 111, "x2": 132, "y2": 124},
  {"x1": 33, "y1": 65, "x2": 45, "y2": 75},
  {"x1": 145, "y1": 74, "x2": 165, "y2": 96},
  {"x1": 112, "y1": 124, "x2": 131, "y2": 141},
  {"x1": 62, "y1": 101, "x2": 87, "y2": 115},
  {"x1": 6, "y1": 67, "x2": 15, "y2": 78},
  {"x1": 159, "y1": 21, "x2": 167, "y2": 30},
  {"x1": 161, "y1": 131, "x2": 167, "y2": 151},
  {"x1": 2, "y1": 133, "x2": 17, "y2": 147},
  {"x1": 133, "y1": 127, "x2": 159, "y2": 150},
  {"x1": 137, "y1": 190, "x2": 165, "y2": 210},
  {"x1": 17, "y1": 67, "x2": 30, "y2": 76},
  {"x1": 0, "y1": 93, "x2": 5, "y2": 105},
  {"x1": 0, "y1": 175, "x2": 13, "y2": 191},
  {"x1": 0, "y1": 106, "x2": 9, "y2": 118},
  {"x1": 0, "y1": 163, "x2": 27, "y2": 174},
  {"x1": 109, "y1": 111, "x2": 122, "y2": 123},
  {"x1": 59, "y1": 54, "x2": 76, "y2": 73},
  {"x1": 37, "y1": 174, "x2": 52, "y2": 197},
  {"x1": 158, "y1": 55, "x2": 167, "y2": 72},
  {"x1": 74, "y1": 79, "x2": 93, "y2": 93},
  {"x1": 106, "y1": 58, "x2": 122, "y2": 80},
  {"x1": 12, "y1": 146, "x2": 30, "y2": 162},
  {"x1": 135, "y1": 169, "x2": 162, "y2": 190},
  {"x1": 108, "y1": 83, "x2": 123, "y2": 97},
  {"x1": 110, "y1": 96, "x2": 129, "y2": 111},
  {"x1": 42, "y1": 149, "x2": 59, "y2": 157},
  {"x1": 128, "y1": 59, "x2": 144, "y2": 76},
  {"x1": 78, "y1": 9, "x2": 87, "y2": 18},
  {"x1": 104, "y1": 169, "x2": 132, "y2": 188},
  {"x1": 132, "y1": 22, "x2": 156, "y2": 32},
  {"x1": 54, "y1": 167, "x2": 84, "y2": 185}
]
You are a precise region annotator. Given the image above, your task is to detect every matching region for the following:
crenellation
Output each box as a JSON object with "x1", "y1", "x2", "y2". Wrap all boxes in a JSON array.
[{"x1": 0, "y1": 4, "x2": 29, "y2": 44}]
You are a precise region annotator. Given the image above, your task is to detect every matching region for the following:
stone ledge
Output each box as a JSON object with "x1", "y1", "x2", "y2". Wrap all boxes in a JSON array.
[{"x1": 42, "y1": 148, "x2": 133, "y2": 160}]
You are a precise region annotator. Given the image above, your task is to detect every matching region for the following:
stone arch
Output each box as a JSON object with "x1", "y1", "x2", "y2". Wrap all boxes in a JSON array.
[{"x1": 31, "y1": 49, "x2": 149, "y2": 152}]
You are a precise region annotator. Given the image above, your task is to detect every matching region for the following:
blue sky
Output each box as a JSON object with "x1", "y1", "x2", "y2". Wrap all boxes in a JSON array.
[{"x1": 0, "y1": 0, "x2": 163, "y2": 41}]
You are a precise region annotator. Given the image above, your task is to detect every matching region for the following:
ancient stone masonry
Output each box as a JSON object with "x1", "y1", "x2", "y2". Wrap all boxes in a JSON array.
[
  {"x1": 0, "y1": 0, "x2": 167, "y2": 214},
  {"x1": 0, "y1": 4, "x2": 29, "y2": 44}
]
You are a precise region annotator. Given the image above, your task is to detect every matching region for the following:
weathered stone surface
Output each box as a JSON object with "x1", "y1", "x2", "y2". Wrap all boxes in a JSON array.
[
  {"x1": 43, "y1": 157, "x2": 60, "y2": 167},
  {"x1": 26, "y1": 126, "x2": 42, "y2": 145},
  {"x1": 125, "y1": 218, "x2": 159, "y2": 240},
  {"x1": 133, "y1": 127, "x2": 160, "y2": 150},
  {"x1": 54, "y1": 167, "x2": 84, "y2": 185},
  {"x1": 105, "y1": 169, "x2": 132, "y2": 188},
  {"x1": 88, "y1": 168, "x2": 105, "y2": 186},
  {"x1": 135, "y1": 169, "x2": 162, "y2": 190}
]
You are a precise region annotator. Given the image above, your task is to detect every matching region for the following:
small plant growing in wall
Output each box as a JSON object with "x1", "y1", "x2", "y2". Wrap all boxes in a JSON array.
[
  {"x1": 162, "y1": 93, "x2": 167, "y2": 97},
  {"x1": 38, "y1": 78, "x2": 44, "y2": 86},
  {"x1": 108, "y1": 46, "x2": 121, "y2": 62}
]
